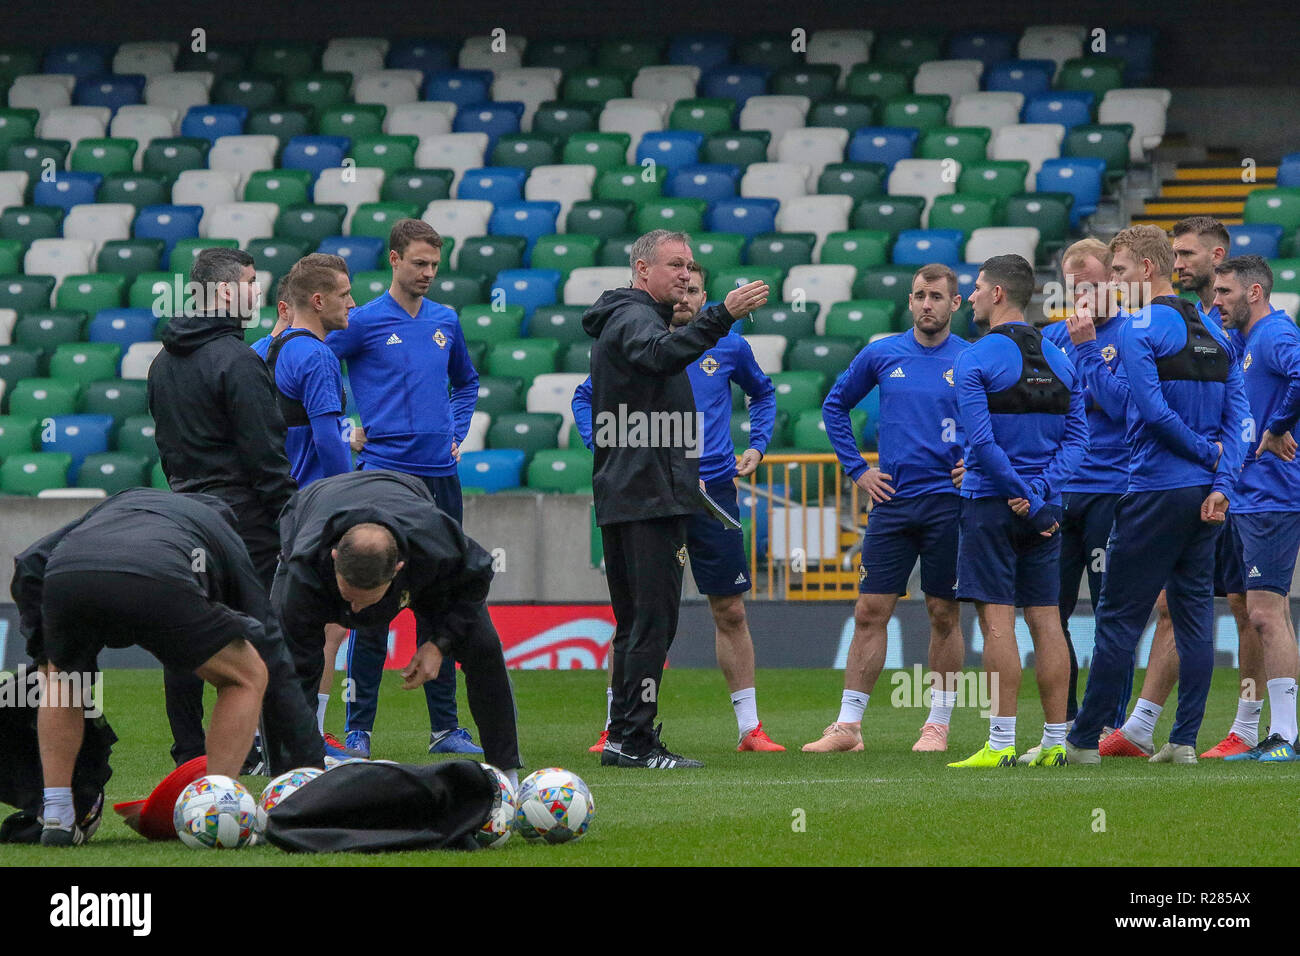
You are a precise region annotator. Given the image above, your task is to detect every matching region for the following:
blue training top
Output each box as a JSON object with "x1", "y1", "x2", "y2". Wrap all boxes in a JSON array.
[
  {"x1": 1236, "y1": 308, "x2": 1300, "y2": 513},
  {"x1": 271, "y1": 329, "x2": 351, "y2": 487}
]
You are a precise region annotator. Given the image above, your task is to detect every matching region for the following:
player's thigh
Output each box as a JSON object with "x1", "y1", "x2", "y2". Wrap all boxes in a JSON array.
[
  {"x1": 915, "y1": 494, "x2": 961, "y2": 599},
  {"x1": 686, "y1": 482, "x2": 750, "y2": 597},
  {"x1": 195, "y1": 637, "x2": 266, "y2": 692},
  {"x1": 955, "y1": 497, "x2": 1019, "y2": 606},
  {"x1": 859, "y1": 498, "x2": 921, "y2": 597}
]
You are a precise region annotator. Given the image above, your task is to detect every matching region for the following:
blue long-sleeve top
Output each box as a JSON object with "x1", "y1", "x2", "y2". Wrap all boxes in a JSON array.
[
  {"x1": 325, "y1": 291, "x2": 478, "y2": 477},
  {"x1": 1235, "y1": 308, "x2": 1300, "y2": 513},
  {"x1": 954, "y1": 321, "x2": 1089, "y2": 517},
  {"x1": 822, "y1": 330, "x2": 969, "y2": 495},
  {"x1": 272, "y1": 332, "x2": 353, "y2": 486},
  {"x1": 571, "y1": 330, "x2": 775, "y2": 484},
  {"x1": 1114, "y1": 300, "x2": 1248, "y2": 496},
  {"x1": 1042, "y1": 314, "x2": 1130, "y2": 494},
  {"x1": 1198, "y1": 301, "x2": 1245, "y2": 364}
]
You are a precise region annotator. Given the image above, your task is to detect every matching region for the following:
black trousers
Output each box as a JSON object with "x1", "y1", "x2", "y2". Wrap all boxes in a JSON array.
[
  {"x1": 163, "y1": 507, "x2": 281, "y2": 765},
  {"x1": 601, "y1": 515, "x2": 688, "y2": 755}
]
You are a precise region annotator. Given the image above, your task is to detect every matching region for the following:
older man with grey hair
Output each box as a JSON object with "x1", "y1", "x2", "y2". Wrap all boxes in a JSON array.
[{"x1": 583, "y1": 229, "x2": 769, "y2": 768}]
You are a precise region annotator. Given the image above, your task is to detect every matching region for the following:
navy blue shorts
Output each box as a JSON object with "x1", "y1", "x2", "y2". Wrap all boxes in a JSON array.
[
  {"x1": 686, "y1": 481, "x2": 750, "y2": 596},
  {"x1": 957, "y1": 497, "x2": 1062, "y2": 607},
  {"x1": 859, "y1": 493, "x2": 960, "y2": 597},
  {"x1": 1213, "y1": 512, "x2": 1246, "y2": 596},
  {"x1": 1234, "y1": 512, "x2": 1300, "y2": 596}
]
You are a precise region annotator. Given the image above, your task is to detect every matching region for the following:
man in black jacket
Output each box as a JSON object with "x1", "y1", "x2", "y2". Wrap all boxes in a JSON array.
[
  {"x1": 269, "y1": 470, "x2": 522, "y2": 780},
  {"x1": 585, "y1": 229, "x2": 768, "y2": 769},
  {"x1": 148, "y1": 247, "x2": 302, "y2": 767},
  {"x1": 10, "y1": 489, "x2": 324, "y2": 846}
]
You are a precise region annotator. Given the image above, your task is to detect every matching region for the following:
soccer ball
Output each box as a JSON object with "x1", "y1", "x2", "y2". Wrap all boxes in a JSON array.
[
  {"x1": 475, "y1": 763, "x2": 516, "y2": 848},
  {"x1": 514, "y1": 768, "x2": 594, "y2": 844},
  {"x1": 256, "y1": 767, "x2": 324, "y2": 830},
  {"x1": 173, "y1": 775, "x2": 260, "y2": 849}
]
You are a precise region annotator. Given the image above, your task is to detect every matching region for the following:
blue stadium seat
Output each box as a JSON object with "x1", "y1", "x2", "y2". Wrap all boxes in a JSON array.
[
  {"x1": 33, "y1": 172, "x2": 103, "y2": 212},
  {"x1": 458, "y1": 448, "x2": 526, "y2": 492},
  {"x1": 281, "y1": 135, "x2": 350, "y2": 179},
  {"x1": 854, "y1": 388, "x2": 881, "y2": 449},
  {"x1": 668, "y1": 33, "x2": 732, "y2": 71},
  {"x1": 700, "y1": 65, "x2": 770, "y2": 108},
  {"x1": 457, "y1": 166, "x2": 529, "y2": 203},
  {"x1": 847, "y1": 127, "x2": 920, "y2": 170},
  {"x1": 44, "y1": 44, "x2": 110, "y2": 79},
  {"x1": 1227, "y1": 224, "x2": 1284, "y2": 260},
  {"x1": 984, "y1": 59, "x2": 1055, "y2": 97},
  {"x1": 87, "y1": 308, "x2": 156, "y2": 349},
  {"x1": 1278, "y1": 152, "x2": 1300, "y2": 189},
  {"x1": 707, "y1": 197, "x2": 780, "y2": 237},
  {"x1": 132, "y1": 205, "x2": 204, "y2": 256},
  {"x1": 946, "y1": 30, "x2": 1016, "y2": 68},
  {"x1": 954, "y1": 263, "x2": 980, "y2": 299},
  {"x1": 181, "y1": 105, "x2": 249, "y2": 143},
  {"x1": 423, "y1": 69, "x2": 494, "y2": 109},
  {"x1": 665, "y1": 164, "x2": 740, "y2": 202},
  {"x1": 489, "y1": 201, "x2": 561, "y2": 257},
  {"x1": 1036, "y1": 157, "x2": 1105, "y2": 225},
  {"x1": 636, "y1": 131, "x2": 705, "y2": 175},
  {"x1": 42, "y1": 413, "x2": 115, "y2": 480},
  {"x1": 453, "y1": 102, "x2": 525, "y2": 152},
  {"x1": 1108, "y1": 27, "x2": 1157, "y2": 84},
  {"x1": 386, "y1": 39, "x2": 455, "y2": 77},
  {"x1": 317, "y1": 236, "x2": 385, "y2": 274},
  {"x1": 892, "y1": 229, "x2": 965, "y2": 266},
  {"x1": 492, "y1": 268, "x2": 563, "y2": 316},
  {"x1": 74, "y1": 74, "x2": 146, "y2": 112},
  {"x1": 1023, "y1": 91, "x2": 1094, "y2": 129}
]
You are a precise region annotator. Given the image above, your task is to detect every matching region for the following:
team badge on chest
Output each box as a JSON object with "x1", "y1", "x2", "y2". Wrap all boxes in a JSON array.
[
  {"x1": 943, "y1": 368, "x2": 954, "y2": 386},
  {"x1": 1243, "y1": 352, "x2": 1253, "y2": 371},
  {"x1": 700, "y1": 355, "x2": 719, "y2": 375},
  {"x1": 1101, "y1": 345, "x2": 1117, "y2": 363},
  {"x1": 432, "y1": 329, "x2": 447, "y2": 348}
]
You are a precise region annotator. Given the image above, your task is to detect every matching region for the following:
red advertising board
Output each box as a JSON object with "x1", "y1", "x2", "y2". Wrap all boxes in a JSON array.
[{"x1": 383, "y1": 605, "x2": 618, "y2": 670}]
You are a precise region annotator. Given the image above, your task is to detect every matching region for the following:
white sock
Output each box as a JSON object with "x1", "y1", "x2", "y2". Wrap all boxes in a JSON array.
[
  {"x1": 1266, "y1": 679, "x2": 1298, "y2": 743},
  {"x1": 1122, "y1": 698, "x2": 1162, "y2": 745},
  {"x1": 989, "y1": 715, "x2": 1016, "y2": 751},
  {"x1": 926, "y1": 689, "x2": 957, "y2": 726},
  {"x1": 1230, "y1": 696, "x2": 1263, "y2": 747},
  {"x1": 604, "y1": 686, "x2": 613, "y2": 731},
  {"x1": 316, "y1": 693, "x2": 329, "y2": 734},
  {"x1": 731, "y1": 687, "x2": 759, "y2": 736},
  {"x1": 837, "y1": 690, "x2": 869, "y2": 724},
  {"x1": 42, "y1": 787, "x2": 75, "y2": 827},
  {"x1": 1041, "y1": 721, "x2": 1067, "y2": 749}
]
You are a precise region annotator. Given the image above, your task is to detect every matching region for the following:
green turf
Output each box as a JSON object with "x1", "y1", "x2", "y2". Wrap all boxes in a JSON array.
[{"x1": 1, "y1": 667, "x2": 1295, "y2": 866}]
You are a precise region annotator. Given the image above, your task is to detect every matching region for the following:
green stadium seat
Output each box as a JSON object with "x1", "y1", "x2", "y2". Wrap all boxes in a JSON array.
[
  {"x1": 1064, "y1": 123, "x2": 1133, "y2": 184},
  {"x1": 8, "y1": 379, "x2": 79, "y2": 418},
  {"x1": 562, "y1": 132, "x2": 631, "y2": 172},
  {"x1": 0, "y1": 238, "x2": 21, "y2": 273},
  {"x1": 1057, "y1": 57, "x2": 1126, "y2": 98},
  {"x1": 854, "y1": 266, "x2": 917, "y2": 309},
  {"x1": 4, "y1": 140, "x2": 70, "y2": 195},
  {"x1": 151, "y1": 458, "x2": 168, "y2": 489},
  {"x1": 567, "y1": 423, "x2": 589, "y2": 450},
  {"x1": 690, "y1": 233, "x2": 746, "y2": 274},
  {"x1": 97, "y1": 172, "x2": 169, "y2": 208},
  {"x1": 791, "y1": 408, "x2": 867, "y2": 453},
  {"x1": 530, "y1": 235, "x2": 601, "y2": 279},
  {"x1": 668, "y1": 99, "x2": 735, "y2": 136},
  {"x1": 14, "y1": 311, "x2": 85, "y2": 358},
  {"x1": 846, "y1": 65, "x2": 914, "y2": 102},
  {"x1": 597, "y1": 234, "x2": 637, "y2": 266},
  {"x1": 808, "y1": 97, "x2": 880, "y2": 132},
  {"x1": 919, "y1": 126, "x2": 991, "y2": 164},
  {"x1": 128, "y1": 272, "x2": 186, "y2": 313},
  {"x1": 458, "y1": 235, "x2": 527, "y2": 277},
  {"x1": 928, "y1": 193, "x2": 1002, "y2": 238},
  {"x1": 563, "y1": 68, "x2": 633, "y2": 103},
  {"x1": 50, "y1": 343, "x2": 120, "y2": 384},
  {"x1": 287, "y1": 73, "x2": 352, "y2": 114},
  {"x1": 957, "y1": 161, "x2": 1031, "y2": 200},
  {"x1": 350, "y1": 202, "x2": 422, "y2": 244},
  {"x1": 770, "y1": 65, "x2": 840, "y2": 100},
  {"x1": 526, "y1": 40, "x2": 594, "y2": 71},
  {"x1": 1244, "y1": 189, "x2": 1300, "y2": 256},
  {"x1": 734, "y1": 34, "x2": 800, "y2": 69},
  {"x1": 532, "y1": 102, "x2": 601, "y2": 138},
  {"x1": 350, "y1": 270, "x2": 390, "y2": 306},
  {"x1": 474, "y1": 376, "x2": 526, "y2": 416},
  {"x1": 567, "y1": 200, "x2": 636, "y2": 237},
  {"x1": 141, "y1": 138, "x2": 210, "y2": 180},
  {"x1": 595, "y1": 165, "x2": 665, "y2": 203},
  {"x1": 824, "y1": 299, "x2": 898, "y2": 339},
  {"x1": 491, "y1": 134, "x2": 563, "y2": 170},
  {"x1": 276, "y1": 203, "x2": 348, "y2": 246},
  {"x1": 69, "y1": 137, "x2": 137, "y2": 176},
  {"x1": 350, "y1": 135, "x2": 419, "y2": 175},
  {"x1": 213, "y1": 74, "x2": 283, "y2": 111},
  {"x1": 0, "y1": 414, "x2": 38, "y2": 460},
  {"x1": 487, "y1": 411, "x2": 564, "y2": 466},
  {"x1": 179, "y1": 44, "x2": 247, "y2": 76},
  {"x1": 96, "y1": 239, "x2": 166, "y2": 279},
  {"x1": 428, "y1": 272, "x2": 488, "y2": 311},
  {"x1": 114, "y1": 414, "x2": 158, "y2": 461},
  {"x1": 786, "y1": 337, "x2": 862, "y2": 376},
  {"x1": 0, "y1": 275, "x2": 57, "y2": 313},
  {"x1": 55, "y1": 273, "x2": 128, "y2": 313},
  {"x1": 702, "y1": 131, "x2": 770, "y2": 169},
  {"x1": 596, "y1": 39, "x2": 662, "y2": 70},
  {"x1": 851, "y1": 196, "x2": 926, "y2": 235},
  {"x1": 319, "y1": 104, "x2": 387, "y2": 140},
  {"x1": 1, "y1": 451, "x2": 72, "y2": 495},
  {"x1": 749, "y1": 303, "x2": 817, "y2": 339},
  {"x1": 634, "y1": 198, "x2": 707, "y2": 234},
  {"x1": 732, "y1": 407, "x2": 791, "y2": 450},
  {"x1": 1003, "y1": 193, "x2": 1073, "y2": 258},
  {"x1": 818, "y1": 162, "x2": 888, "y2": 204},
  {"x1": 381, "y1": 167, "x2": 453, "y2": 207},
  {"x1": 171, "y1": 238, "x2": 237, "y2": 274},
  {"x1": 1269, "y1": 259, "x2": 1300, "y2": 294},
  {"x1": 0, "y1": 108, "x2": 39, "y2": 150},
  {"x1": 246, "y1": 106, "x2": 314, "y2": 146},
  {"x1": 241, "y1": 308, "x2": 276, "y2": 344},
  {"x1": 527, "y1": 447, "x2": 594, "y2": 492},
  {"x1": 486, "y1": 338, "x2": 561, "y2": 383},
  {"x1": 746, "y1": 233, "x2": 816, "y2": 271},
  {"x1": 459, "y1": 304, "x2": 525, "y2": 344},
  {"x1": 0, "y1": 206, "x2": 63, "y2": 244},
  {"x1": 873, "y1": 31, "x2": 944, "y2": 67},
  {"x1": 0, "y1": 347, "x2": 41, "y2": 404},
  {"x1": 243, "y1": 169, "x2": 313, "y2": 208},
  {"x1": 819, "y1": 230, "x2": 891, "y2": 270},
  {"x1": 251, "y1": 42, "x2": 320, "y2": 77},
  {"x1": 81, "y1": 378, "x2": 148, "y2": 425},
  {"x1": 528, "y1": 305, "x2": 588, "y2": 343},
  {"x1": 75, "y1": 451, "x2": 150, "y2": 493},
  {"x1": 708, "y1": 266, "x2": 785, "y2": 303},
  {"x1": 881, "y1": 95, "x2": 951, "y2": 131},
  {"x1": 770, "y1": 370, "x2": 829, "y2": 415},
  {"x1": 247, "y1": 238, "x2": 312, "y2": 288},
  {"x1": 560, "y1": 340, "x2": 592, "y2": 373}
]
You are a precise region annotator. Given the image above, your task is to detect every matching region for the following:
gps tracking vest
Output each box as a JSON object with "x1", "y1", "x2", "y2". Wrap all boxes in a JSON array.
[
  {"x1": 1151, "y1": 295, "x2": 1230, "y2": 383},
  {"x1": 985, "y1": 323, "x2": 1070, "y2": 415},
  {"x1": 265, "y1": 329, "x2": 347, "y2": 427}
]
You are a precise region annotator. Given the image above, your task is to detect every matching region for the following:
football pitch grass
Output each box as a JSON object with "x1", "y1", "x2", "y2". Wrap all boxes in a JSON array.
[{"x1": 2, "y1": 667, "x2": 1294, "y2": 867}]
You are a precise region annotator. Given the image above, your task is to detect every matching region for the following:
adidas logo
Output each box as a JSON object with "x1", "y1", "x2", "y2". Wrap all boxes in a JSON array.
[
  {"x1": 1249, "y1": 566, "x2": 1261, "y2": 578},
  {"x1": 385, "y1": 333, "x2": 403, "y2": 345},
  {"x1": 889, "y1": 366, "x2": 906, "y2": 378},
  {"x1": 734, "y1": 573, "x2": 747, "y2": 585}
]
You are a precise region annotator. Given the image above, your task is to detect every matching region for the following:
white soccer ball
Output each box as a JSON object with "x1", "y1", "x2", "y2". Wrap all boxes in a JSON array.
[
  {"x1": 256, "y1": 767, "x2": 324, "y2": 830},
  {"x1": 475, "y1": 763, "x2": 517, "y2": 848},
  {"x1": 173, "y1": 775, "x2": 260, "y2": 849},
  {"x1": 514, "y1": 767, "x2": 594, "y2": 844}
]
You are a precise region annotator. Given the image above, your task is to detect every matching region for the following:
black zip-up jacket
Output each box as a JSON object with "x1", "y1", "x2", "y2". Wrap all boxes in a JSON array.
[
  {"x1": 272, "y1": 470, "x2": 494, "y2": 654},
  {"x1": 148, "y1": 311, "x2": 297, "y2": 519},
  {"x1": 582, "y1": 287, "x2": 737, "y2": 526}
]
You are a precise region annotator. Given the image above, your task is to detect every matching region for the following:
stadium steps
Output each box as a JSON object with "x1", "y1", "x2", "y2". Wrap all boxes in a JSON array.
[{"x1": 1130, "y1": 161, "x2": 1278, "y2": 230}]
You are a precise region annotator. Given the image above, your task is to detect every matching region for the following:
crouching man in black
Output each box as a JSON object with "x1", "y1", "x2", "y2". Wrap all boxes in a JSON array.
[{"x1": 270, "y1": 470, "x2": 522, "y2": 782}]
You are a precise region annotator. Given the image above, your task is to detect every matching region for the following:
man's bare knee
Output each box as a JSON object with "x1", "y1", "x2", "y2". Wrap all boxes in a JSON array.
[
  {"x1": 855, "y1": 595, "x2": 894, "y2": 630},
  {"x1": 710, "y1": 595, "x2": 747, "y2": 634}
]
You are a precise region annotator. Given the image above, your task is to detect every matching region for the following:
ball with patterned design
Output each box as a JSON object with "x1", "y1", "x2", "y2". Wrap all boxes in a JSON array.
[
  {"x1": 256, "y1": 767, "x2": 324, "y2": 831},
  {"x1": 476, "y1": 763, "x2": 517, "y2": 848},
  {"x1": 514, "y1": 767, "x2": 594, "y2": 844},
  {"x1": 173, "y1": 775, "x2": 260, "y2": 849}
]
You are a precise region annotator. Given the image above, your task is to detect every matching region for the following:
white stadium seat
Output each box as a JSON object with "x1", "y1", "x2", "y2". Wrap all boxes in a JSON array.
[
  {"x1": 354, "y1": 70, "x2": 423, "y2": 107},
  {"x1": 121, "y1": 341, "x2": 165, "y2": 380},
  {"x1": 739, "y1": 95, "x2": 810, "y2": 159},
  {"x1": 1272, "y1": 293, "x2": 1300, "y2": 320},
  {"x1": 460, "y1": 410, "x2": 491, "y2": 453},
  {"x1": 112, "y1": 41, "x2": 179, "y2": 77},
  {"x1": 420, "y1": 199, "x2": 494, "y2": 267},
  {"x1": 385, "y1": 102, "x2": 457, "y2": 139},
  {"x1": 144, "y1": 72, "x2": 211, "y2": 112},
  {"x1": 37, "y1": 106, "x2": 110, "y2": 148},
  {"x1": 7, "y1": 74, "x2": 76, "y2": 115},
  {"x1": 62, "y1": 203, "x2": 135, "y2": 252},
  {"x1": 459, "y1": 34, "x2": 526, "y2": 72},
  {"x1": 525, "y1": 165, "x2": 595, "y2": 231},
  {"x1": 0, "y1": 171, "x2": 28, "y2": 210},
  {"x1": 24, "y1": 238, "x2": 95, "y2": 289},
  {"x1": 914, "y1": 60, "x2": 984, "y2": 103},
  {"x1": 325, "y1": 37, "x2": 390, "y2": 57},
  {"x1": 527, "y1": 372, "x2": 589, "y2": 435},
  {"x1": 806, "y1": 30, "x2": 874, "y2": 84},
  {"x1": 776, "y1": 128, "x2": 849, "y2": 189},
  {"x1": 742, "y1": 334, "x2": 787, "y2": 375},
  {"x1": 950, "y1": 91, "x2": 1025, "y2": 131},
  {"x1": 1017, "y1": 25, "x2": 1087, "y2": 74},
  {"x1": 632, "y1": 66, "x2": 700, "y2": 105},
  {"x1": 492, "y1": 68, "x2": 561, "y2": 131},
  {"x1": 990, "y1": 123, "x2": 1064, "y2": 184},
  {"x1": 598, "y1": 99, "x2": 668, "y2": 164},
  {"x1": 1099, "y1": 89, "x2": 1171, "y2": 160},
  {"x1": 321, "y1": 44, "x2": 385, "y2": 78},
  {"x1": 783, "y1": 265, "x2": 856, "y2": 320},
  {"x1": 208, "y1": 135, "x2": 278, "y2": 185},
  {"x1": 314, "y1": 167, "x2": 385, "y2": 231},
  {"x1": 200, "y1": 202, "x2": 278, "y2": 246},
  {"x1": 965, "y1": 227, "x2": 1040, "y2": 265},
  {"x1": 564, "y1": 266, "x2": 632, "y2": 306},
  {"x1": 414, "y1": 133, "x2": 489, "y2": 192},
  {"x1": 111, "y1": 105, "x2": 180, "y2": 166},
  {"x1": 0, "y1": 308, "x2": 17, "y2": 346},
  {"x1": 741, "y1": 162, "x2": 811, "y2": 203},
  {"x1": 171, "y1": 169, "x2": 241, "y2": 225},
  {"x1": 775, "y1": 195, "x2": 853, "y2": 257},
  {"x1": 887, "y1": 159, "x2": 957, "y2": 225}
]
